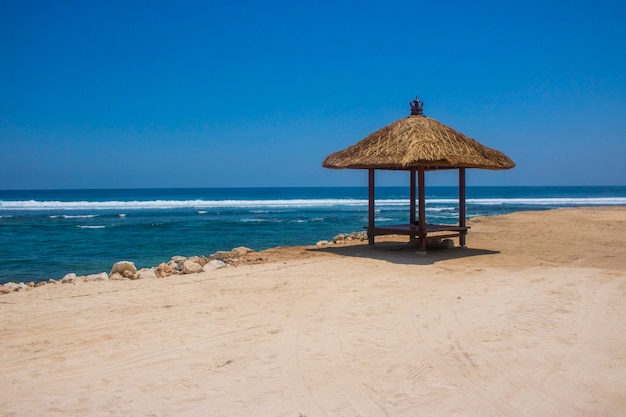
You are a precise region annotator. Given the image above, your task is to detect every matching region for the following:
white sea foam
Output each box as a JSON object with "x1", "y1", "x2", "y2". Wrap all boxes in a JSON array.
[
  {"x1": 197, "y1": 211, "x2": 207, "y2": 214},
  {"x1": 1, "y1": 196, "x2": 626, "y2": 211},
  {"x1": 118, "y1": 213, "x2": 126, "y2": 217},
  {"x1": 239, "y1": 218, "x2": 270, "y2": 223},
  {"x1": 77, "y1": 225, "x2": 106, "y2": 229},
  {"x1": 375, "y1": 217, "x2": 395, "y2": 222},
  {"x1": 62, "y1": 214, "x2": 98, "y2": 219},
  {"x1": 0, "y1": 198, "x2": 366, "y2": 210},
  {"x1": 427, "y1": 206, "x2": 457, "y2": 212}
]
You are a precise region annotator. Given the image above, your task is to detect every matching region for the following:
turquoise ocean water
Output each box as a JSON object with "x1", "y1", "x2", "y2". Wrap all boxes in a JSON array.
[{"x1": 1, "y1": 186, "x2": 625, "y2": 284}]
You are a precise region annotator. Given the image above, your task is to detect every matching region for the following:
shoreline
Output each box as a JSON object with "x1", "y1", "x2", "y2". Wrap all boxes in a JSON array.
[
  {"x1": 3, "y1": 206, "x2": 626, "y2": 292},
  {"x1": 2, "y1": 186, "x2": 626, "y2": 285},
  {"x1": 0, "y1": 231, "x2": 370, "y2": 293},
  {"x1": 1, "y1": 206, "x2": 625, "y2": 416}
]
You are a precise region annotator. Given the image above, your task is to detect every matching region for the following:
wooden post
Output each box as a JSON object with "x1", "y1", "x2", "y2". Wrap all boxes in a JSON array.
[
  {"x1": 410, "y1": 168, "x2": 416, "y2": 225},
  {"x1": 368, "y1": 169, "x2": 375, "y2": 246},
  {"x1": 417, "y1": 166, "x2": 426, "y2": 251},
  {"x1": 459, "y1": 167, "x2": 467, "y2": 247},
  {"x1": 409, "y1": 169, "x2": 416, "y2": 245}
]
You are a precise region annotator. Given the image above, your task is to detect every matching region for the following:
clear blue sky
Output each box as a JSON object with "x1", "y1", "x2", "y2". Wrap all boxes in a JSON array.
[{"x1": 1, "y1": 0, "x2": 625, "y2": 189}]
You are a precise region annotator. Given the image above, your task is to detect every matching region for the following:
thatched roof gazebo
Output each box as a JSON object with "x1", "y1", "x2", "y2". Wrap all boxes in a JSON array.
[{"x1": 322, "y1": 97, "x2": 515, "y2": 251}]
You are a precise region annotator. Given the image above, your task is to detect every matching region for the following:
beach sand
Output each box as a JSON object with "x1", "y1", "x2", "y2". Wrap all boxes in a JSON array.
[{"x1": 1, "y1": 207, "x2": 625, "y2": 416}]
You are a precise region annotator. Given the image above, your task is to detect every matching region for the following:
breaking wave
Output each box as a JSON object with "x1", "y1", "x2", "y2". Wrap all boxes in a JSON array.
[{"x1": 3, "y1": 197, "x2": 626, "y2": 211}]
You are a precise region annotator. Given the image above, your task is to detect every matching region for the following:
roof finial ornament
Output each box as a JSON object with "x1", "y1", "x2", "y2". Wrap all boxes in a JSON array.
[{"x1": 410, "y1": 96, "x2": 424, "y2": 116}]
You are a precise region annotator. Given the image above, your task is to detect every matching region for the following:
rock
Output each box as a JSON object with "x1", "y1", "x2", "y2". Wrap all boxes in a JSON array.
[
  {"x1": 26, "y1": 282, "x2": 36, "y2": 287},
  {"x1": 110, "y1": 261, "x2": 137, "y2": 277},
  {"x1": 168, "y1": 256, "x2": 188, "y2": 272},
  {"x1": 136, "y1": 268, "x2": 157, "y2": 280},
  {"x1": 155, "y1": 263, "x2": 175, "y2": 277},
  {"x1": 209, "y1": 247, "x2": 254, "y2": 265},
  {"x1": 4, "y1": 282, "x2": 28, "y2": 291},
  {"x1": 203, "y1": 259, "x2": 227, "y2": 272},
  {"x1": 188, "y1": 255, "x2": 200, "y2": 262},
  {"x1": 123, "y1": 269, "x2": 137, "y2": 279},
  {"x1": 109, "y1": 272, "x2": 125, "y2": 280},
  {"x1": 188, "y1": 256, "x2": 209, "y2": 266},
  {"x1": 182, "y1": 260, "x2": 203, "y2": 274},
  {"x1": 61, "y1": 273, "x2": 77, "y2": 284},
  {"x1": 209, "y1": 251, "x2": 232, "y2": 262},
  {"x1": 426, "y1": 238, "x2": 456, "y2": 249},
  {"x1": 1, "y1": 285, "x2": 13, "y2": 294},
  {"x1": 441, "y1": 238, "x2": 455, "y2": 248},
  {"x1": 84, "y1": 272, "x2": 109, "y2": 282},
  {"x1": 169, "y1": 256, "x2": 187, "y2": 270},
  {"x1": 332, "y1": 231, "x2": 367, "y2": 243},
  {"x1": 36, "y1": 281, "x2": 47, "y2": 287},
  {"x1": 316, "y1": 240, "x2": 329, "y2": 246},
  {"x1": 231, "y1": 246, "x2": 254, "y2": 255},
  {"x1": 332, "y1": 233, "x2": 348, "y2": 243},
  {"x1": 48, "y1": 279, "x2": 58, "y2": 284}
]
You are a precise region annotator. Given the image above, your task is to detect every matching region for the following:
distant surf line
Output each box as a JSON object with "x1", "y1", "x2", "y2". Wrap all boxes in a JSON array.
[{"x1": 2, "y1": 197, "x2": 626, "y2": 211}]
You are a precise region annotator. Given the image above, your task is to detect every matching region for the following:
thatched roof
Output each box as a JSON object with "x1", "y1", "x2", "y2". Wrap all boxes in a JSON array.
[{"x1": 322, "y1": 114, "x2": 515, "y2": 170}]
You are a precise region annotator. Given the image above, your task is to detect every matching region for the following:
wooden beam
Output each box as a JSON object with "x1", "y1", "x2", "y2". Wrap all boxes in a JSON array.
[
  {"x1": 368, "y1": 169, "x2": 375, "y2": 246},
  {"x1": 410, "y1": 168, "x2": 416, "y2": 225},
  {"x1": 459, "y1": 167, "x2": 467, "y2": 247},
  {"x1": 410, "y1": 169, "x2": 416, "y2": 246},
  {"x1": 417, "y1": 166, "x2": 426, "y2": 251}
]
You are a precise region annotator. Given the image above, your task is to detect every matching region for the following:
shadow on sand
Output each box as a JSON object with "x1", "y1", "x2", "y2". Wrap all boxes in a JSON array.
[{"x1": 308, "y1": 241, "x2": 499, "y2": 266}]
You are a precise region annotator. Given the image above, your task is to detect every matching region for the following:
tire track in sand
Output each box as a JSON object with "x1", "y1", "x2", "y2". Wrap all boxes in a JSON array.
[
  {"x1": 281, "y1": 317, "x2": 330, "y2": 417},
  {"x1": 406, "y1": 288, "x2": 598, "y2": 417},
  {"x1": 328, "y1": 299, "x2": 391, "y2": 417},
  {"x1": 404, "y1": 295, "x2": 526, "y2": 417}
]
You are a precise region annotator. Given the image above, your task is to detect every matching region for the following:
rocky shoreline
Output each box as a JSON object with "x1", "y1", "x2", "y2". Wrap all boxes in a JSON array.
[{"x1": 0, "y1": 231, "x2": 369, "y2": 294}]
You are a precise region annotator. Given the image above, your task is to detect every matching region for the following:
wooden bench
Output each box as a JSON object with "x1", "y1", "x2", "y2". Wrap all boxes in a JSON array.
[{"x1": 367, "y1": 223, "x2": 469, "y2": 251}]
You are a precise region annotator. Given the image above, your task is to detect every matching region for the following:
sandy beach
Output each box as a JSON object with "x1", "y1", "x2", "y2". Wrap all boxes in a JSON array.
[{"x1": 1, "y1": 207, "x2": 625, "y2": 417}]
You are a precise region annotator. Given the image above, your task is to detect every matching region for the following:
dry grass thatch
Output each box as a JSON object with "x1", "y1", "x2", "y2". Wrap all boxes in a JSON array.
[{"x1": 322, "y1": 115, "x2": 515, "y2": 170}]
